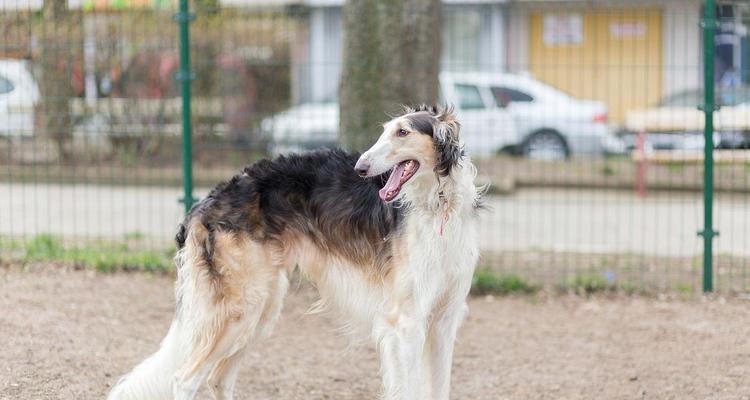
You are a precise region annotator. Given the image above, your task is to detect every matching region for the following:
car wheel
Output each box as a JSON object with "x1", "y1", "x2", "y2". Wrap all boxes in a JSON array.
[{"x1": 522, "y1": 130, "x2": 569, "y2": 160}]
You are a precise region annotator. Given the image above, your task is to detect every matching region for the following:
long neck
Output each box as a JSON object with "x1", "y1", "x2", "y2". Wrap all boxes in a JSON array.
[{"x1": 400, "y1": 159, "x2": 479, "y2": 215}]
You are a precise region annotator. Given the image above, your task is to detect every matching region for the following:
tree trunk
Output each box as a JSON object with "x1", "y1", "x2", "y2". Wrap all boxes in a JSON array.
[
  {"x1": 339, "y1": 0, "x2": 441, "y2": 152},
  {"x1": 37, "y1": 0, "x2": 76, "y2": 162},
  {"x1": 339, "y1": 0, "x2": 384, "y2": 152}
]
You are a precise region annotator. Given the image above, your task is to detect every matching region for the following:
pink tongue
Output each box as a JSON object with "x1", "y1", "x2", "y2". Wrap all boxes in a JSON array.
[{"x1": 379, "y1": 163, "x2": 406, "y2": 201}]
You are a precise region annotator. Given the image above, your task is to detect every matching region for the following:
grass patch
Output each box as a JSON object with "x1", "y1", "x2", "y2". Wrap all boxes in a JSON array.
[
  {"x1": 665, "y1": 161, "x2": 685, "y2": 172},
  {"x1": 563, "y1": 273, "x2": 615, "y2": 295},
  {"x1": 123, "y1": 231, "x2": 146, "y2": 240},
  {"x1": 25, "y1": 234, "x2": 65, "y2": 259},
  {"x1": 471, "y1": 269, "x2": 538, "y2": 295},
  {"x1": 619, "y1": 282, "x2": 641, "y2": 295},
  {"x1": 675, "y1": 282, "x2": 694, "y2": 294},
  {"x1": 0, "y1": 235, "x2": 25, "y2": 251},
  {"x1": 20, "y1": 234, "x2": 172, "y2": 273}
]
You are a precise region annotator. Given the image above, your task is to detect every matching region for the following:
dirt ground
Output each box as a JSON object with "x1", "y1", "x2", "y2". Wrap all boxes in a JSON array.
[{"x1": 2, "y1": 265, "x2": 750, "y2": 400}]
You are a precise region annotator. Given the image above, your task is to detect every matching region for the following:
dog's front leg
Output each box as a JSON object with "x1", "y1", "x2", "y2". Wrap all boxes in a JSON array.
[
  {"x1": 376, "y1": 314, "x2": 427, "y2": 400},
  {"x1": 423, "y1": 301, "x2": 468, "y2": 400}
]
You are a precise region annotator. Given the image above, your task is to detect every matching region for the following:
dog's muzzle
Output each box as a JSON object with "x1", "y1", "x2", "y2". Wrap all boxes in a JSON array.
[{"x1": 354, "y1": 159, "x2": 371, "y2": 177}]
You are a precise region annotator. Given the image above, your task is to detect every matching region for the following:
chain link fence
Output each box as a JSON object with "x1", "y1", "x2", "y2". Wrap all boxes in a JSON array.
[{"x1": 0, "y1": 0, "x2": 748, "y2": 291}]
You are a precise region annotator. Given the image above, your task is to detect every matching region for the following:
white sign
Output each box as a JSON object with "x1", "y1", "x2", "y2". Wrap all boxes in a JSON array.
[
  {"x1": 610, "y1": 22, "x2": 647, "y2": 38},
  {"x1": 543, "y1": 14, "x2": 583, "y2": 46}
]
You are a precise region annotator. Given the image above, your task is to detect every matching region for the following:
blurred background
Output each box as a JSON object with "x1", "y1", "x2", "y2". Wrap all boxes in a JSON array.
[{"x1": 0, "y1": 0, "x2": 748, "y2": 292}]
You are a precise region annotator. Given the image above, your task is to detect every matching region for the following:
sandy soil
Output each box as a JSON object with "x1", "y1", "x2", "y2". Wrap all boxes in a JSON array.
[{"x1": 2, "y1": 265, "x2": 750, "y2": 400}]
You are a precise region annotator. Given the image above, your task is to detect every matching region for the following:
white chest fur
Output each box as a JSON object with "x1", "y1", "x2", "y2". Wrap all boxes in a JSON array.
[
  {"x1": 312, "y1": 161, "x2": 482, "y2": 338},
  {"x1": 390, "y1": 159, "x2": 482, "y2": 317},
  {"x1": 396, "y1": 201, "x2": 480, "y2": 315}
]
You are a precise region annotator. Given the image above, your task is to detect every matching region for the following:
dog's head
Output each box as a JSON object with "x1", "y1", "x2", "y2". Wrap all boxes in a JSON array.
[{"x1": 354, "y1": 105, "x2": 463, "y2": 203}]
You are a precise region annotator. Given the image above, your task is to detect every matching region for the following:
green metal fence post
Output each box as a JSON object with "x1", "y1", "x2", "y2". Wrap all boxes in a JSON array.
[
  {"x1": 174, "y1": 0, "x2": 196, "y2": 214},
  {"x1": 699, "y1": 0, "x2": 719, "y2": 292}
]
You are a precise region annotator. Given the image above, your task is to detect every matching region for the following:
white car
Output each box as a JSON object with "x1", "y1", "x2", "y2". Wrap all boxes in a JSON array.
[
  {"x1": 264, "y1": 72, "x2": 624, "y2": 159},
  {"x1": 624, "y1": 88, "x2": 750, "y2": 150},
  {"x1": 262, "y1": 101, "x2": 341, "y2": 154},
  {"x1": 443, "y1": 72, "x2": 624, "y2": 159},
  {"x1": 0, "y1": 59, "x2": 39, "y2": 137},
  {"x1": 263, "y1": 75, "x2": 519, "y2": 158}
]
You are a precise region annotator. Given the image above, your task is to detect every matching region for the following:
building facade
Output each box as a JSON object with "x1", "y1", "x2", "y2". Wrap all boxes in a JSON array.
[
  {"x1": 506, "y1": 0, "x2": 705, "y2": 121},
  {"x1": 292, "y1": 0, "x2": 508, "y2": 104},
  {"x1": 291, "y1": 0, "x2": 748, "y2": 123}
]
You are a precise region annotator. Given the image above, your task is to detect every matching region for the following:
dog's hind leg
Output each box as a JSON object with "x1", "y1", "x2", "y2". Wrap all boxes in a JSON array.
[
  {"x1": 206, "y1": 347, "x2": 246, "y2": 400},
  {"x1": 172, "y1": 226, "x2": 284, "y2": 400},
  {"x1": 256, "y1": 271, "x2": 289, "y2": 340},
  {"x1": 206, "y1": 271, "x2": 289, "y2": 400},
  {"x1": 174, "y1": 319, "x2": 252, "y2": 400}
]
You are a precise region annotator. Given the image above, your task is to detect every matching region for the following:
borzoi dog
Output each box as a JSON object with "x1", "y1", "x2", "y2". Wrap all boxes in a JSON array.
[{"x1": 108, "y1": 105, "x2": 481, "y2": 400}]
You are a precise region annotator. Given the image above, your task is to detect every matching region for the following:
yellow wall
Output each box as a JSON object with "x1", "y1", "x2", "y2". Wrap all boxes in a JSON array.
[{"x1": 529, "y1": 9, "x2": 663, "y2": 122}]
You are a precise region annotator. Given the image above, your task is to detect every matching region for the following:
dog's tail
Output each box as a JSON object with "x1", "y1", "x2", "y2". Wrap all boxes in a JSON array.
[
  {"x1": 108, "y1": 223, "x2": 195, "y2": 400},
  {"x1": 108, "y1": 216, "x2": 262, "y2": 400},
  {"x1": 107, "y1": 320, "x2": 185, "y2": 400}
]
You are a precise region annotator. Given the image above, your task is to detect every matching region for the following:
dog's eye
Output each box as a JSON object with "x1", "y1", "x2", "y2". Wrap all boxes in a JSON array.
[{"x1": 397, "y1": 129, "x2": 409, "y2": 137}]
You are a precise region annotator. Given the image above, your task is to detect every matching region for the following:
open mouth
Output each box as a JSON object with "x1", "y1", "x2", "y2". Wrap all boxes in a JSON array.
[{"x1": 379, "y1": 160, "x2": 420, "y2": 202}]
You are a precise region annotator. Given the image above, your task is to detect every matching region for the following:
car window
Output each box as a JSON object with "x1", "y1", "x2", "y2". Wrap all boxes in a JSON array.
[
  {"x1": 454, "y1": 84, "x2": 485, "y2": 110},
  {"x1": 0, "y1": 75, "x2": 14, "y2": 95},
  {"x1": 491, "y1": 86, "x2": 534, "y2": 106}
]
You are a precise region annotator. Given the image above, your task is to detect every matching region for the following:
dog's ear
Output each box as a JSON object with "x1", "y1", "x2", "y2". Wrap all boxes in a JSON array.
[{"x1": 433, "y1": 105, "x2": 463, "y2": 177}]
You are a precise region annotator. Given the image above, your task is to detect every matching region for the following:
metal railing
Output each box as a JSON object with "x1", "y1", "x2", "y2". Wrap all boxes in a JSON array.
[{"x1": 0, "y1": 0, "x2": 748, "y2": 293}]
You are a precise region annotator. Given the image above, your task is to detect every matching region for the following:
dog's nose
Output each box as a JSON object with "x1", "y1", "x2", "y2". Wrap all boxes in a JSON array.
[{"x1": 354, "y1": 160, "x2": 370, "y2": 177}]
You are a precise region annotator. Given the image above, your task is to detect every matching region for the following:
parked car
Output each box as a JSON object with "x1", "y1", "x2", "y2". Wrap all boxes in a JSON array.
[
  {"x1": 262, "y1": 100, "x2": 341, "y2": 154},
  {"x1": 263, "y1": 72, "x2": 624, "y2": 159},
  {"x1": 0, "y1": 59, "x2": 39, "y2": 137},
  {"x1": 262, "y1": 86, "x2": 518, "y2": 158},
  {"x1": 624, "y1": 88, "x2": 750, "y2": 151},
  {"x1": 442, "y1": 72, "x2": 624, "y2": 159}
]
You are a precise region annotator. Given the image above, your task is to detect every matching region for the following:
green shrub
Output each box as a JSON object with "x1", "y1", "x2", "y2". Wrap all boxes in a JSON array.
[
  {"x1": 25, "y1": 234, "x2": 65, "y2": 260},
  {"x1": 471, "y1": 269, "x2": 538, "y2": 295}
]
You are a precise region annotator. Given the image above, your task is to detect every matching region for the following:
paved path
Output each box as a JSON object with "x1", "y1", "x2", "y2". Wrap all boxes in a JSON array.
[
  {"x1": 1, "y1": 183, "x2": 748, "y2": 257},
  {"x1": 482, "y1": 188, "x2": 749, "y2": 257}
]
